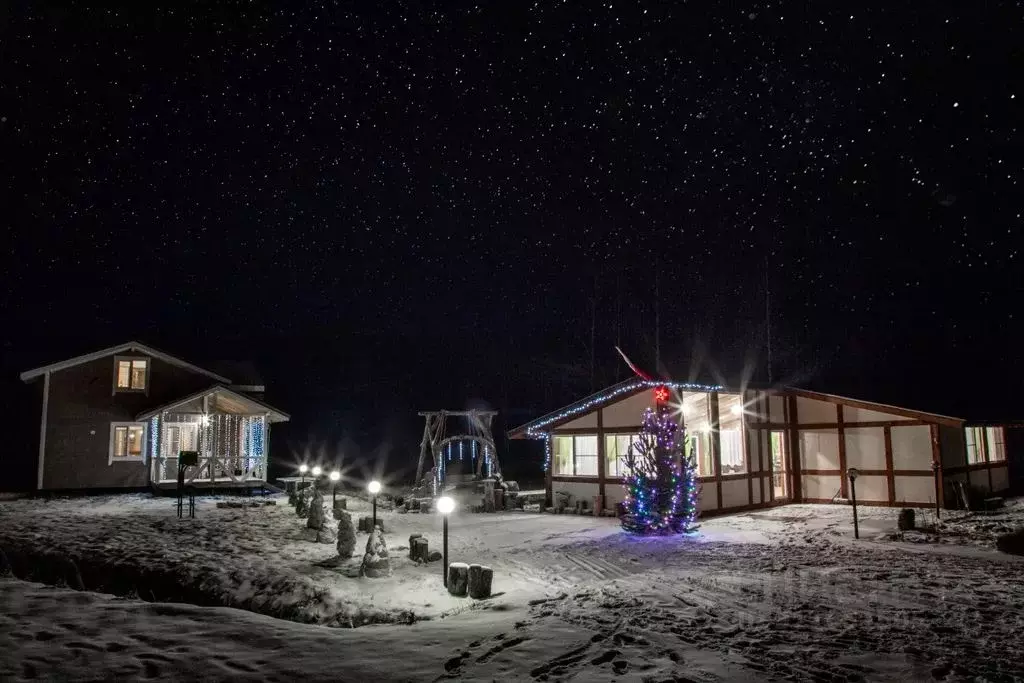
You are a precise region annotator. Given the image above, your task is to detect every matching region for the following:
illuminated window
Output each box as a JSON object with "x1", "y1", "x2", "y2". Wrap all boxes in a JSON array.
[
  {"x1": 717, "y1": 393, "x2": 747, "y2": 475},
  {"x1": 114, "y1": 357, "x2": 148, "y2": 391},
  {"x1": 551, "y1": 434, "x2": 598, "y2": 476},
  {"x1": 965, "y1": 427, "x2": 986, "y2": 465},
  {"x1": 985, "y1": 427, "x2": 1006, "y2": 462},
  {"x1": 688, "y1": 430, "x2": 715, "y2": 477},
  {"x1": 605, "y1": 433, "x2": 640, "y2": 478},
  {"x1": 110, "y1": 422, "x2": 146, "y2": 462},
  {"x1": 720, "y1": 428, "x2": 746, "y2": 474}
]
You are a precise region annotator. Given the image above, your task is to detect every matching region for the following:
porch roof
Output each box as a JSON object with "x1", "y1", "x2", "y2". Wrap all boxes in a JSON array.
[{"x1": 136, "y1": 385, "x2": 290, "y2": 423}]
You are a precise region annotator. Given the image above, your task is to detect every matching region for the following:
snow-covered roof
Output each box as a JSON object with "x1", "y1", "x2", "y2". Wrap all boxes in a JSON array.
[
  {"x1": 507, "y1": 378, "x2": 723, "y2": 438},
  {"x1": 19, "y1": 341, "x2": 231, "y2": 384},
  {"x1": 509, "y1": 379, "x2": 968, "y2": 438}
]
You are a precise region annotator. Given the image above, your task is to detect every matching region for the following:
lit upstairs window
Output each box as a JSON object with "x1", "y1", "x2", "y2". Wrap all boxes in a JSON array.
[{"x1": 115, "y1": 357, "x2": 148, "y2": 392}]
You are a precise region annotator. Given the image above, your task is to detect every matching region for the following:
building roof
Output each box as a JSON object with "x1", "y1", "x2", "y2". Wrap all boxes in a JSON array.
[
  {"x1": 136, "y1": 385, "x2": 290, "y2": 423},
  {"x1": 507, "y1": 378, "x2": 723, "y2": 438},
  {"x1": 19, "y1": 341, "x2": 231, "y2": 384},
  {"x1": 508, "y1": 378, "x2": 969, "y2": 438}
]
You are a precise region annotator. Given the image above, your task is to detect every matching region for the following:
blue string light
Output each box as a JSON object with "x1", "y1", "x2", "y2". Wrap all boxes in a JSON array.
[
  {"x1": 149, "y1": 416, "x2": 159, "y2": 464},
  {"x1": 525, "y1": 379, "x2": 722, "y2": 472}
]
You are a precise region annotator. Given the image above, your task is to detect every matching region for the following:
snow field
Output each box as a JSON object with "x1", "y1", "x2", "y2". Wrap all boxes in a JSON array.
[{"x1": 1, "y1": 493, "x2": 1023, "y2": 680}]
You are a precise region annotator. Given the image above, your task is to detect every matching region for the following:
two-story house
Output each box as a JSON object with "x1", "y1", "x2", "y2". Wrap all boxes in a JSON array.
[{"x1": 19, "y1": 341, "x2": 289, "y2": 491}]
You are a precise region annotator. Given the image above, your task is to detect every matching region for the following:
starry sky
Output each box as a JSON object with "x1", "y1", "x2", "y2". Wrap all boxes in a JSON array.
[{"x1": 3, "y1": 2, "x2": 1022, "y2": 477}]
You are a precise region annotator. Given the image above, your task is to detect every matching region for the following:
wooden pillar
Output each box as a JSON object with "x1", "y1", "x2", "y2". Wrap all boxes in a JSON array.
[
  {"x1": 983, "y1": 427, "x2": 995, "y2": 492},
  {"x1": 837, "y1": 404, "x2": 848, "y2": 498},
  {"x1": 757, "y1": 393, "x2": 766, "y2": 504},
  {"x1": 743, "y1": 391, "x2": 753, "y2": 506},
  {"x1": 710, "y1": 391, "x2": 722, "y2": 506},
  {"x1": 929, "y1": 424, "x2": 945, "y2": 509},
  {"x1": 596, "y1": 409, "x2": 606, "y2": 503},
  {"x1": 884, "y1": 426, "x2": 895, "y2": 504},
  {"x1": 787, "y1": 395, "x2": 802, "y2": 502}
]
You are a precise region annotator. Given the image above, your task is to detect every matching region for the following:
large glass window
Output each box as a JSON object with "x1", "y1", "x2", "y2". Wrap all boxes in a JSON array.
[
  {"x1": 553, "y1": 435, "x2": 573, "y2": 475},
  {"x1": 965, "y1": 427, "x2": 986, "y2": 465},
  {"x1": 605, "y1": 433, "x2": 640, "y2": 478},
  {"x1": 684, "y1": 430, "x2": 714, "y2": 477},
  {"x1": 680, "y1": 391, "x2": 715, "y2": 477},
  {"x1": 115, "y1": 357, "x2": 148, "y2": 391},
  {"x1": 985, "y1": 427, "x2": 1006, "y2": 462},
  {"x1": 110, "y1": 423, "x2": 146, "y2": 461},
  {"x1": 720, "y1": 429, "x2": 745, "y2": 474},
  {"x1": 552, "y1": 434, "x2": 599, "y2": 476},
  {"x1": 717, "y1": 393, "x2": 747, "y2": 475},
  {"x1": 574, "y1": 435, "x2": 598, "y2": 476}
]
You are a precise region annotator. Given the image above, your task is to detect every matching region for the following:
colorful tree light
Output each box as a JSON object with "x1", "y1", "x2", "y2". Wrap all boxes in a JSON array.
[{"x1": 620, "y1": 387, "x2": 699, "y2": 535}]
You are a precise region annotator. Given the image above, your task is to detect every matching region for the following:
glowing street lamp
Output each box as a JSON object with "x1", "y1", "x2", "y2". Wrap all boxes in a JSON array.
[
  {"x1": 329, "y1": 470, "x2": 341, "y2": 505},
  {"x1": 437, "y1": 496, "x2": 455, "y2": 587},
  {"x1": 312, "y1": 465, "x2": 322, "y2": 478},
  {"x1": 368, "y1": 480, "x2": 382, "y2": 530},
  {"x1": 298, "y1": 464, "x2": 309, "y2": 490}
]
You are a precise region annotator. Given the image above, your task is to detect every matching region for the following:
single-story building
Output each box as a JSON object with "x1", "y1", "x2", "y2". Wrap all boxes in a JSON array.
[
  {"x1": 19, "y1": 341, "x2": 289, "y2": 492},
  {"x1": 508, "y1": 379, "x2": 1013, "y2": 515}
]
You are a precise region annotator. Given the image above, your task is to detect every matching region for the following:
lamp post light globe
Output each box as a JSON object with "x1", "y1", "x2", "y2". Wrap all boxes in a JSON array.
[
  {"x1": 298, "y1": 464, "x2": 309, "y2": 474},
  {"x1": 437, "y1": 496, "x2": 455, "y2": 515},
  {"x1": 311, "y1": 465, "x2": 322, "y2": 478},
  {"x1": 329, "y1": 470, "x2": 340, "y2": 483}
]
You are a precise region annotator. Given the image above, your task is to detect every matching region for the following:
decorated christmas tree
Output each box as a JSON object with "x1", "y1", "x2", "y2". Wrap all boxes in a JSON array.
[{"x1": 620, "y1": 386, "x2": 699, "y2": 534}]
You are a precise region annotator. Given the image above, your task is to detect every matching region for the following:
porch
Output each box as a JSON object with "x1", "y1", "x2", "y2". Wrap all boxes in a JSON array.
[{"x1": 137, "y1": 386, "x2": 289, "y2": 486}]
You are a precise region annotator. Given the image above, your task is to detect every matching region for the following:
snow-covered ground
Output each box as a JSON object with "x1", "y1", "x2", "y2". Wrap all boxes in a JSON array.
[{"x1": 1, "y1": 494, "x2": 1023, "y2": 681}]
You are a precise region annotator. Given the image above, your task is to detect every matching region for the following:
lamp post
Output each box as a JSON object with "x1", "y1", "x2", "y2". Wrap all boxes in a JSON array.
[
  {"x1": 312, "y1": 465, "x2": 322, "y2": 479},
  {"x1": 848, "y1": 467, "x2": 860, "y2": 540},
  {"x1": 437, "y1": 496, "x2": 455, "y2": 586},
  {"x1": 368, "y1": 480, "x2": 382, "y2": 530},
  {"x1": 299, "y1": 464, "x2": 308, "y2": 491},
  {"x1": 330, "y1": 470, "x2": 341, "y2": 506}
]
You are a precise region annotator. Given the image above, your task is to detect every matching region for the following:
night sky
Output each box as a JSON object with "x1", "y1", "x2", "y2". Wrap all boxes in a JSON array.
[{"x1": 3, "y1": 3, "x2": 1022, "y2": 480}]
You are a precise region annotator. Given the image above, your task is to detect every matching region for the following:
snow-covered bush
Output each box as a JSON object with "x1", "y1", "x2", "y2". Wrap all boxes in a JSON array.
[{"x1": 336, "y1": 510, "x2": 356, "y2": 558}]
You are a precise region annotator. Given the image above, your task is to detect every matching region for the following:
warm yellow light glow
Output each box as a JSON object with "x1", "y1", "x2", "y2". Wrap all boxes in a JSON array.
[
  {"x1": 368, "y1": 480, "x2": 382, "y2": 495},
  {"x1": 329, "y1": 470, "x2": 341, "y2": 482},
  {"x1": 731, "y1": 404, "x2": 743, "y2": 416},
  {"x1": 437, "y1": 496, "x2": 455, "y2": 514}
]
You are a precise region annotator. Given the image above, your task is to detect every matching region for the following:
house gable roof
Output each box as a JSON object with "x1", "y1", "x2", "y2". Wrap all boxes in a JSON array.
[
  {"x1": 19, "y1": 341, "x2": 231, "y2": 384},
  {"x1": 507, "y1": 378, "x2": 723, "y2": 438},
  {"x1": 136, "y1": 385, "x2": 290, "y2": 423},
  {"x1": 509, "y1": 379, "x2": 968, "y2": 439},
  {"x1": 784, "y1": 387, "x2": 964, "y2": 426}
]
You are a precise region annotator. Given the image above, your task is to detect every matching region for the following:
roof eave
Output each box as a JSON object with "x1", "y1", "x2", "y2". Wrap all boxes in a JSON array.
[
  {"x1": 19, "y1": 341, "x2": 232, "y2": 384},
  {"x1": 136, "y1": 385, "x2": 290, "y2": 423}
]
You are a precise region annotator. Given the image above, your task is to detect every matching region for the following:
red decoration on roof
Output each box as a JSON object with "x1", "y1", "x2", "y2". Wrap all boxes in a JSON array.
[{"x1": 653, "y1": 385, "x2": 670, "y2": 403}]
